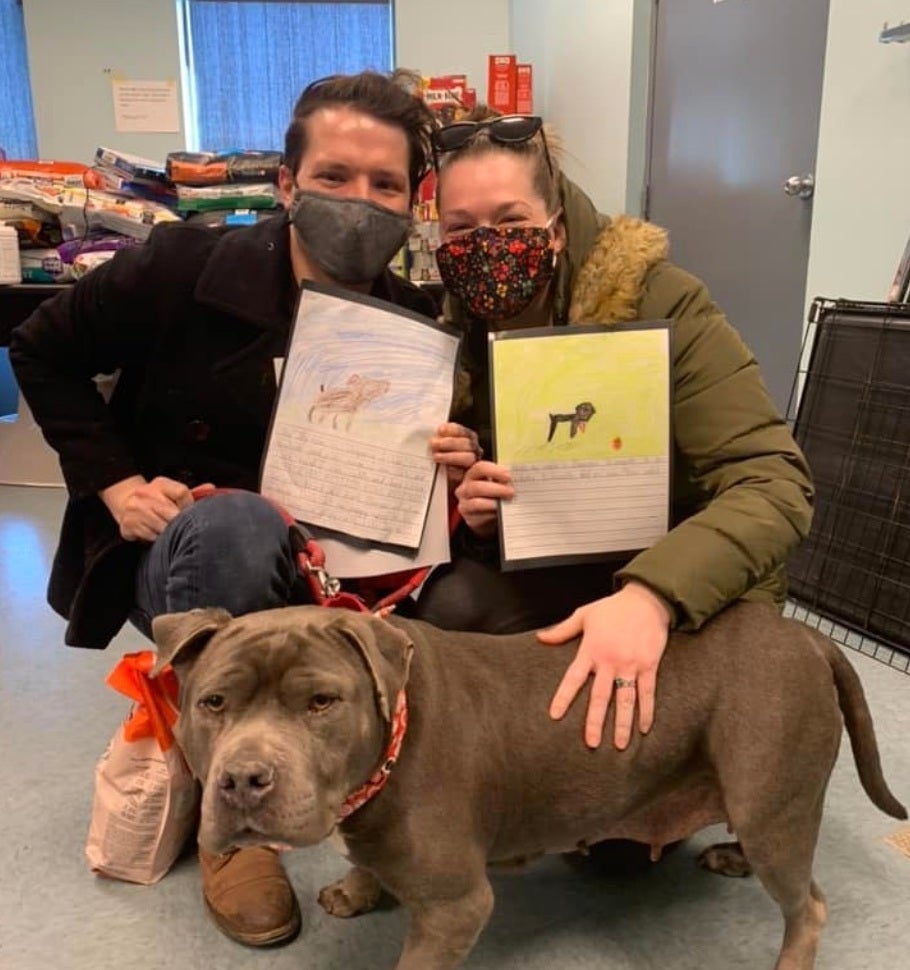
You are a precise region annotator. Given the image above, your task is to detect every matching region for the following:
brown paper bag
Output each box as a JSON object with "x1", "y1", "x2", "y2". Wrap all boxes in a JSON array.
[{"x1": 85, "y1": 651, "x2": 199, "y2": 884}]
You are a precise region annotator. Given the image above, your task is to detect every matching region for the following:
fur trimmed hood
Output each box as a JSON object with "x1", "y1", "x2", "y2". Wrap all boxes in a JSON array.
[
  {"x1": 567, "y1": 215, "x2": 670, "y2": 324},
  {"x1": 555, "y1": 170, "x2": 670, "y2": 325}
]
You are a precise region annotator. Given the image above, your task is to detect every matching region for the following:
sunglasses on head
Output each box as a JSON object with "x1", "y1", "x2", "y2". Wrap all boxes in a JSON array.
[{"x1": 431, "y1": 115, "x2": 554, "y2": 176}]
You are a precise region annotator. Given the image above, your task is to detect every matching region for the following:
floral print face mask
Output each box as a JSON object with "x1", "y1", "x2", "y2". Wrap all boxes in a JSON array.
[{"x1": 435, "y1": 224, "x2": 558, "y2": 322}]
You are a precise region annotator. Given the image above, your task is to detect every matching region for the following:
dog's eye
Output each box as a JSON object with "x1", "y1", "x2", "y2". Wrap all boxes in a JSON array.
[
  {"x1": 308, "y1": 694, "x2": 337, "y2": 714},
  {"x1": 199, "y1": 693, "x2": 226, "y2": 713}
]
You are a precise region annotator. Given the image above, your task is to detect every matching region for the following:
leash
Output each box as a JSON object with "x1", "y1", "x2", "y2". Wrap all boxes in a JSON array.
[{"x1": 190, "y1": 484, "x2": 455, "y2": 615}]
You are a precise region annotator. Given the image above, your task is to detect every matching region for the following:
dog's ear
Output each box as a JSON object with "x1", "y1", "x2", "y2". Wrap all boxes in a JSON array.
[
  {"x1": 334, "y1": 613, "x2": 413, "y2": 723},
  {"x1": 150, "y1": 608, "x2": 233, "y2": 678}
]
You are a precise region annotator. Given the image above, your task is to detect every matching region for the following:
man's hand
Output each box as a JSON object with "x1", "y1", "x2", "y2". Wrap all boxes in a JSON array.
[
  {"x1": 100, "y1": 475, "x2": 200, "y2": 542},
  {"x1": 539, "y1": 582, "x2": 672, "y2": 750},
  {"x1": 453, "y1": 460, "x2": 515, "y2": 537},
  {"x1": 430, "y1": 422, "x2": 483, "y2": 488}
]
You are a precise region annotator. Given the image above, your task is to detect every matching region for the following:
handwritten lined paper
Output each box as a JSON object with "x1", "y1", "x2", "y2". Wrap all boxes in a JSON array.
[
  {"x1": 501, "y1": 457, "x2": 669, "y2": 562},
  {"x1": 310, "y1": 465, "x2": 451, "y2": 578},
  {"x1": 491, "y1": 323, "x2": 671, "y2": 569},
  {"x1": 263, "y1": 424, "x2": 434, "y2": 548},
  {"x1": 261, "y1": 283, "x2": 460, "y2": 554}
]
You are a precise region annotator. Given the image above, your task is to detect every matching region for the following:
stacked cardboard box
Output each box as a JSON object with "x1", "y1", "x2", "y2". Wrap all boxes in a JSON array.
[{"x1": 488, "y1": 55, "x2": 534, "y2": 115}]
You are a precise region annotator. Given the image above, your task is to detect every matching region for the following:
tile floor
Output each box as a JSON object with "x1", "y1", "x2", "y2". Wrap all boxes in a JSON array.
[{"x1": 1, "y1": 484, "x2": 908, "y2": 970}]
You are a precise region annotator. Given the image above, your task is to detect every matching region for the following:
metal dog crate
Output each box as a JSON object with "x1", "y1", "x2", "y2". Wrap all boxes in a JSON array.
[{"x1": 785, "y1": 298, "x2": 910, "y2": 673}]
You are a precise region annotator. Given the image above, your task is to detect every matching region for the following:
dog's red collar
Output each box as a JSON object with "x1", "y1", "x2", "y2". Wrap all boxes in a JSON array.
[{"x1": 338, "y1": 689, "x2": 408, "y2": 821}]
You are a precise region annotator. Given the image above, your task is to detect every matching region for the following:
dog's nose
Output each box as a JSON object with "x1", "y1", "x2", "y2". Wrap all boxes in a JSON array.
[{"x1": 217, "y1": 760, "x2": 276, "y2": 808}]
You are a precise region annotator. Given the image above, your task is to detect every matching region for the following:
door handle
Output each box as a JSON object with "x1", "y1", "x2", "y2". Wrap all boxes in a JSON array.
[{"x1": 784, "y1": 173, "x2": 815, "y2": 199}]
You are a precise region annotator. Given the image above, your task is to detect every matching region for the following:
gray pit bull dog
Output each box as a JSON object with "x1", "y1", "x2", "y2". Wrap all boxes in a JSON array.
[{"x1": 151, "y1": 601, "x2": 906, "y2": 970}]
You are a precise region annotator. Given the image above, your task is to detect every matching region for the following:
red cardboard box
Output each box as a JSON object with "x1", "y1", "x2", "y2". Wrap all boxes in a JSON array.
[
  {"x1": 488, "y1": 55, "x2": 517, "y2": 114},
  {"x1": 423, "y1": 74, "x2": 469, "y2": 126},
  {"x1": 417, "y1": 74, "x2": 476, "y2": 203},
  {"x1": 516, "y1": 64, "x2": 533, "y2": 114}
]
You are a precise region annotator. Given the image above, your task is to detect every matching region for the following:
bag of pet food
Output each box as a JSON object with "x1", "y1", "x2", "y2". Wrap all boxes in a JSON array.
[{"x1": 85, "y1": 651, "x2": 198, "y2": 885}]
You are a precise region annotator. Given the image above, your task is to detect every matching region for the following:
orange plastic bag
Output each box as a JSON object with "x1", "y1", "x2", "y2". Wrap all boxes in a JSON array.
[{"x1": 85, "y1": 651, "x2": 199, "y2": 884}]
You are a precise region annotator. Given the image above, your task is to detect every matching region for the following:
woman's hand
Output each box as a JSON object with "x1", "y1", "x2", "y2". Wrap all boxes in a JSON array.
[
  {"x1": 453, "y1": 460, "x2": 515, "y2": 537},
  {"x1": 430, "y1": 422, "x2": 483, "y2": 488},
  {"x1": 100, "y1": 475, "x2": 201, "y2": 542},
  {"x1": 538, "y1": 582, "x2": 672, "y2": 750}
]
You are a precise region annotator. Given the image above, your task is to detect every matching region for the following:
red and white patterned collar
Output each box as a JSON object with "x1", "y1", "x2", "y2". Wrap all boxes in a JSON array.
[{"x1": 337, "y1": 689, "x2": 408, "y2": 821}]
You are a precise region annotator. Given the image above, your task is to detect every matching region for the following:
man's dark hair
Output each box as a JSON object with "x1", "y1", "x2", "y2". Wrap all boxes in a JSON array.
[{"x1": 284, "y1": 70, "x2": 436, "y2": 195}]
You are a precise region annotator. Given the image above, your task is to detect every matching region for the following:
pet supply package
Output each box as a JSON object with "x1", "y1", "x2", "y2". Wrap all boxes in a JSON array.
[
  {"x1": 166, "y1": 150, "x2": 282, "y2": 186},
  {"x1": 183, "y1": 208, "x2": 272, "y2": 229},
  {"x1": 57, "y1": 233, "x2": 140, "y2": 265},
  {"x1": 421, "y1": 74, "x2": 476, "y2": 126},
  {"x1": 19, "y1": 248, "x2": 72, "y2": 283},
  {"x1": 487, "y1": 55, "x2": 517, "y2": 114},
  {"x1": 58, "y1": 187, "x2": 180, "y2": 241},
  {"x1": 0, "y1": 209, "x2": 63, "y2": 249},
  {"x1": 175, "y1": 182, "x2": 280, "y2": 212},
  {"x1": 0, "y1": 159, "x2": 88, "y2": 185},
  {"x1": 84, "y1": 166, "x2": 178, "y2": 206},
  {"x1": 94, "y1": 147, "x2": 169, "y2": 186},
  {"x1": 86, "y1": 651, "x2": 198, "y2": 885},
  {"x1": 71, "y1": 250, "x2": 118, "y2": 279}
]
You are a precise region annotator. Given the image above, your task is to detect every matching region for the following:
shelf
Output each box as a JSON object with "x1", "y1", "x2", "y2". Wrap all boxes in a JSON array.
[{"x1": 880, "y1": 21, "x2": 910, "y2": 43}]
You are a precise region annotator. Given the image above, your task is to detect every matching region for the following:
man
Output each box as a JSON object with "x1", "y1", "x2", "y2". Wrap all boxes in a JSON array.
[{"x1": 10, "y1": 70, "x2": 469, "y2": 948}]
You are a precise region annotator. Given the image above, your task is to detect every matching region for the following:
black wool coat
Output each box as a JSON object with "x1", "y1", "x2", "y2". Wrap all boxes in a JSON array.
[{"x1": 10, "y1": 213, "x2": 436, "y2": 649}]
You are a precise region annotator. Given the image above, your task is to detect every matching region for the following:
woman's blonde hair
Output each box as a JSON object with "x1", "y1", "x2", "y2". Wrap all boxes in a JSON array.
[{"x1": 435, "y1": 106, "x2": 563, "y2": 215}]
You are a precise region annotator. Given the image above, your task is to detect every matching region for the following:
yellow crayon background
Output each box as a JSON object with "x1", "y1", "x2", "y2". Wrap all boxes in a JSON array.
[{"x1": 492, "y1": 329, "x2": 670, "y2": 463}]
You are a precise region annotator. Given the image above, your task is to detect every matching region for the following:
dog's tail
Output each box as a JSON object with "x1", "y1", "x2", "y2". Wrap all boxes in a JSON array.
[{"x1": 811, "y1": 630, "x2": 907, "y2": 819}]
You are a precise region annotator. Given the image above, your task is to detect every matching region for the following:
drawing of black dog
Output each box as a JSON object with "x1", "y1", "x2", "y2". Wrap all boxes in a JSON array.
[{"x1": 547, "y1": 402, "x2": 596, "y2": 442}]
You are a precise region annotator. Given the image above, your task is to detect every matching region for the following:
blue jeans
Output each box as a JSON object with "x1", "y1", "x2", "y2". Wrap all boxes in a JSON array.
[{"x1": 130, "y1": 492, "x2": 309, "y2": 640}]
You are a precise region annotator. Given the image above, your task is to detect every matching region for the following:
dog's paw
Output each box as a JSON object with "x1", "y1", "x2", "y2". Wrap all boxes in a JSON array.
[
  {"x1": 697, "y1": 841, "x2": 753, "y2": 878},
  {"x1": 318, "y1": 867, "x2": 382, "y2": 918}
]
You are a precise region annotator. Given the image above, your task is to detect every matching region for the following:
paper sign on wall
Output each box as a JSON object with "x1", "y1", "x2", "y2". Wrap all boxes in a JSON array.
[{"x1": 112, "y1": 78, "x2": 179, "y2": 133}]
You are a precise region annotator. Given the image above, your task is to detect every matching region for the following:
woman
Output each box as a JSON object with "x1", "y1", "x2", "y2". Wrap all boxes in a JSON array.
[{"x1": 420, "y1": 112, "x2": 814, "y2": 753}]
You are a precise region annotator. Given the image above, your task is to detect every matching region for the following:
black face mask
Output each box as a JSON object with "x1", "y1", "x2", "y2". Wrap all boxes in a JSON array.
[{"x1": 288, "y1": 190, "x2": 412, "y2": 285}]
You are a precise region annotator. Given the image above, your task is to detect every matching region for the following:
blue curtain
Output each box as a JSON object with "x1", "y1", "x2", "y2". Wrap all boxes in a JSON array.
[
  {"x1": 186, "y1": 1, "x2": 393, "y2": 153},
  {"x1": 0, "y1": 0, "x2": 38, "y2": 158}
]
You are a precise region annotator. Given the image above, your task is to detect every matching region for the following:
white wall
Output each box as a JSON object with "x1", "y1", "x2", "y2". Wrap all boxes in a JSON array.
[
  {"x1": 21, "y1": 0, "x2": 512, "y2": 165},
  {"x1": 804, "y1": 0, "x2": 910, "y2": 305},
  {"x1": 22, "y1": 0, "x2": 185, "y2": 163},
  {"x1": 394, "y1": 0, "x2": 512, "y2": 97},
  {"x1": 511, "y1": 0, "x2": 637, "y2": 216}
]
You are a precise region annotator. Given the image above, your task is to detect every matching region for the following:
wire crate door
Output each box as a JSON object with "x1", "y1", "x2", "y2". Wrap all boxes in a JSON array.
[{"x1": 787, "y1": 299, "x2": 910, "y2": 656}]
